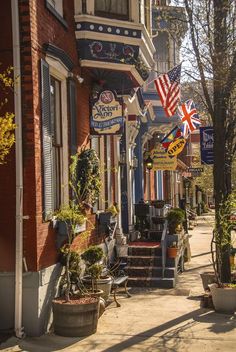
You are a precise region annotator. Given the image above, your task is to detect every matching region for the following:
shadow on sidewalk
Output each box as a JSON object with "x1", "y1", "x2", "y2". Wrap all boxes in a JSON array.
[{"x1": 101, "y1": 308, "x2": 236, "y2": 352}]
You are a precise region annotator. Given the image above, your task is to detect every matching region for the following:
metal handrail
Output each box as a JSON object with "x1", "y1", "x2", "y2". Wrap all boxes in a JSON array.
[{"x1": 161, "y1": 220, "x2": 168, "y2": 278}]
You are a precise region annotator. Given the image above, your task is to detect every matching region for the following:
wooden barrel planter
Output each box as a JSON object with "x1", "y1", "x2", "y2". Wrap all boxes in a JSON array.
[{"x1": 52, "y1": 296, "x2": 99, "y2": 337}]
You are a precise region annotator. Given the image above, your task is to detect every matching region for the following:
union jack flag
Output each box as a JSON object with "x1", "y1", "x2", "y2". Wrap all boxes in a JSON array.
[
  {"x1": 178, "y1": 99, "x2": 201, "y2": 137},
  {"x1": 154, "y1": 64, "x2": 182, "y2": 117}
]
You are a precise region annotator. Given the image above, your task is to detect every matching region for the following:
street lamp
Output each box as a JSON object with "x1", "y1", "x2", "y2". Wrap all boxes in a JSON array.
[
  {"x1": 145, "y1": 156, "x2": 153, "y2": 202},
  {"x1": 184, "y1": 178, "x2": 191, "y2": 204},
  {"x1": 133, "y1": 155, "x2": 138, "y2": 169},
  {"x1": 119, "y1": 150, "x2": 126, "y2": 166},
  {"x1": 145, "y1": 156, "x2": 153, "y2": 170}
]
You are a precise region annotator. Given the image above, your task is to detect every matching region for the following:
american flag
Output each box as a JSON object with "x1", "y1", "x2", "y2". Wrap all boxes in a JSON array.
[
  {"x1": 154, "y1": 64, "x2": 182, "y2": 117},
  {"x1": 178, "y1": 99, "x2": 201, "y2": 137}
]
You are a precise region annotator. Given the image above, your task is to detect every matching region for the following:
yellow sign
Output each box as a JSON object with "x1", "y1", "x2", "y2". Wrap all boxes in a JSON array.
[
  {"x1": 167, "y1": 138, "x2": 186, "y2": 156},
  {"x1": 90, "y1": 90, "x2": 124, "y2": 135},
  {"x1": 151, "y1": 148, "x2": 177, "y2": 171}
]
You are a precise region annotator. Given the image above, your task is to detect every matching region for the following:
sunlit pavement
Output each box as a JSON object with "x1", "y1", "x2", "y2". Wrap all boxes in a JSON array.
[{"x1": 2, "y1": 212, "x2": 236, "y2": 352}]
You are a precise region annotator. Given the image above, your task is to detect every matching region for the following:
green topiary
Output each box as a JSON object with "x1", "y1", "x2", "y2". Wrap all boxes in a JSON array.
[
  {"x1": 81, "y1": 246, "x2": 104, "y2": 293},
  {"x1": 70, "y1": 148, "x2": 102, "y2": 208},
  {"x1": 167, "y1": 208, "x2": 185, "y2": 235},
  {"x1": 81, "y1": 246, "x2": 104, "y2": 265}
]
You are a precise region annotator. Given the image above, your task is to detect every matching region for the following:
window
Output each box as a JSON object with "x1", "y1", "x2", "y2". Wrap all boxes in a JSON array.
[
  {"x1": 95, "y1": 0, "x2": 129, "y2": 20},
  {"x1": 46, "y1": 0, "x2": 68, "y2": 28},
  {"x1": 50, "y1": 76, "x2": 62, "y2": 210},
  {"x1": 41, "y1": 58, "x2": 69, "y2": 220},
  {"x1": 47, "y1": 0, "x2": 63, "y2": 17}
]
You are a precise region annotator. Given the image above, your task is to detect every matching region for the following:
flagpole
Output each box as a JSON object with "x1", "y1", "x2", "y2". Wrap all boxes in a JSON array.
[{"x1": 144, "y1": 62, "x2": 183, "y2": 88}]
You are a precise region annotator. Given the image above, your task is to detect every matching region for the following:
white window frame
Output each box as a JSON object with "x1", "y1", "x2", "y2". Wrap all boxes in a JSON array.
[
  {"x1": 47, "y1": 0, "x2": 63, "y2": 17},
  {"x1": 46, "y1": 55, "x2": 69, "y2": 206}
]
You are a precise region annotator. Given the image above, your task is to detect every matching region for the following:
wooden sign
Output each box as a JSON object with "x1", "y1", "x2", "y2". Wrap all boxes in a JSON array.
[
  {"x1": 151, "y1": 147, "x2": 177, "y2": 171},
  {"x1": 90, "y1": 90, "x2": 124, "y2": 135},
  {"x1": 167, "y1": 138, "x2": 186, "y2": 156}
]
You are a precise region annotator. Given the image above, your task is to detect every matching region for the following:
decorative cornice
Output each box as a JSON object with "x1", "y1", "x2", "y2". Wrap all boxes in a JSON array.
[{"x1": 43, "y1": 43, "x2": 74, "y2": 71}]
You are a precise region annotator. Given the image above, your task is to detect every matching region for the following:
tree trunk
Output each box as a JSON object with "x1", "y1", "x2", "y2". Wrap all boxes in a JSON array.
[{"x1": 213, "y1": 0, "x2": 231, "y2": 283}]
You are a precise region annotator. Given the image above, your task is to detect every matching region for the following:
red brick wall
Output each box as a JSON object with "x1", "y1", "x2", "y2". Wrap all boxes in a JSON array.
[
  {"x1": 0, "y1": 1, "x2": 16, "y2": 271},
  {"x1": 24, "y1": 0, "x2": 93, "y2": 271},
  {"x1": 4, "y1": 0, "x2": 94, "y2": 272},
  {"x1": 0, "y1": 0, "x2": 109, "y2": 272}
]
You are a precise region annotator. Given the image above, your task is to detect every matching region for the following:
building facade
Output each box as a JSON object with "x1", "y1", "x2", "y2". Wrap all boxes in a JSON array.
[{"x1": 0, "y1": 0, "x2": 155, "y2": 337}]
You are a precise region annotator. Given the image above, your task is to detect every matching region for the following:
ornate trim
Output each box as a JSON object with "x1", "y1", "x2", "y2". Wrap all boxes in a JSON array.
[{"x1": 43, "y1": 43, "x2": 74, "y2": 71}]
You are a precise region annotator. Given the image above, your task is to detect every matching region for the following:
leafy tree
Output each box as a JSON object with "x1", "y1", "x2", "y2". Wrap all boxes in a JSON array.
[
  {"x1": 0, "y1": 66, "x2": 16, "y2": 164},
  {"x1": 155, "y1": 0, "x2": 236, "y2": 282}
]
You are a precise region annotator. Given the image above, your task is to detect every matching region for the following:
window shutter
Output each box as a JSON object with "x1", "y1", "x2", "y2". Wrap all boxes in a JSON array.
[
  {"x1": 68, "y1": 78, "x2": 77, "y2": 155},
  {"x1": 40, "y1": 59, "x2": 53, "y2": 220}
]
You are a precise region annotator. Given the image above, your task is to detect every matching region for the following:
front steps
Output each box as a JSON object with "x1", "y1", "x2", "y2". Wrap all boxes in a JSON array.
[{"x1": 126, "y1": 243, "x2": 177, "y2": 288}]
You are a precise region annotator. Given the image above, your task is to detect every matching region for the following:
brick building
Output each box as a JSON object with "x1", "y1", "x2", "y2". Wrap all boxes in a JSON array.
[{"x1": 0, "y1": 0, "x2": 154, "y2": 337}]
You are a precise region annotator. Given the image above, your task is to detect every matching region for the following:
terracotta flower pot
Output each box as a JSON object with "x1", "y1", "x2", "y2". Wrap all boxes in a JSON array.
[{"x1": 167, "y1": 247, "x2": 178, "y2": 258}]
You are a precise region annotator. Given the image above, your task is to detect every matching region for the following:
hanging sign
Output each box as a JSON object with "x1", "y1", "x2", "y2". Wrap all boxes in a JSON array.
[
  {"x1": 90, "y1": 90, "x2": 124, "y2": 135},
  {"x1": 200, "y1": 127, "x2": 214, "y2": 165},
  {"x1": 188, "y1": 167, "x2": 203, "y2": 173},
  {"x1": 167, "y1": 137, "x2": 186, "y2": 156},
  {"x1": 151, "y1": 148, "x2": 177, "y2": 171}
]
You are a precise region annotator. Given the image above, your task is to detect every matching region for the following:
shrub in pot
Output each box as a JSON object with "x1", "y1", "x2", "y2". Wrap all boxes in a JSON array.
[
  {"x1": 52, "y1": 149, "x2": 102, "y2": 337},
  {"x1": 209, "y1": 192, "x2": 236, "y2": 313},
  {"x1": 167, "y1": 208, "x2": 185, "y2": 235},
  {"x1": 81, "y1": 246, "x2": 113, "y2": 302},
  {"x1": 209, "y1": 283, "x2": 236, "y2": 314}
]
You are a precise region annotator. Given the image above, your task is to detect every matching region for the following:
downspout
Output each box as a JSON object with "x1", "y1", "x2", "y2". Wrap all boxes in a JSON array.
[{"x1": 11, "y1": 0, "x2": 24, "y2": 338}]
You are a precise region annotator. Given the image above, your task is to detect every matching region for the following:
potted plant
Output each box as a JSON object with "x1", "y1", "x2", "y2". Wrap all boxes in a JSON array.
[
  {"x1": 167, "y1": 242, "x2": 178, "y2": 258},
  {"x1": 209, "y1": 283, "x2": 236, "y2": 313},
  {"x1": 167, "y1": 208, "x2": 185, "y2": 235},
  {"x1": 54, "y1": 203, "x2": 87, "y2": 248},
  {"x1": 81, "y1": 245, "x2": 113, "y2": 302},
  {"x1": 52, "y1": 149, "x2": 102, "y2": 337},
  {"x1": 209, "y1": 192, "x2": 236, "y2": 313}
]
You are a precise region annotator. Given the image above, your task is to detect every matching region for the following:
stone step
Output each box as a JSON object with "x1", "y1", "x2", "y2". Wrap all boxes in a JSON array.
[
  {"x1": 128, "y1": 246, "x2": 162, "y2": 257},
  {"x1": 127, "y1": 256, "x2": 176, "y2": 268},
  {"x1": 126, "y1": 266, "x2": 175, "y2": 278},
  {"x1": 128, "y1": 277, "x2": 175, "y2": 288}
]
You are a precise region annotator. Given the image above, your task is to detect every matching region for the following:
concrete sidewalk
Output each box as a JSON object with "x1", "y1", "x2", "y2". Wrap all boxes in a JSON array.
[{"x1": 2, "y1": 213, "x2": 236, "y2": 352}]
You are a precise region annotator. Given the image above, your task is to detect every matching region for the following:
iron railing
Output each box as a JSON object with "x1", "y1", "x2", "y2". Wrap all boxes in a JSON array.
[{"x1": 161, "y1": 220, "x2": 168, "y2": 278}]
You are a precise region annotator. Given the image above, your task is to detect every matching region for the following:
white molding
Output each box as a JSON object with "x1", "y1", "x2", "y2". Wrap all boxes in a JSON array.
[
  {"x1": 75, "y1": 29, "x2": 141, "y2": 44},
  {"x1": 75, "y1": 14, "x2": 145, "y2": 30},
  {"x1": 46, "y1": 55, "x2": 69, "y2": 204}
]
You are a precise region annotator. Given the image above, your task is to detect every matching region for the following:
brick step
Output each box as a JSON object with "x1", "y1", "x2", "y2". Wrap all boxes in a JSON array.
[
  {"x1": 128, "y1": 246, "x2": 162, "y2": 257},
  {"x1": 128, "y1": 277, "x2": 175, "y2": 288},
  {"x1": 126, "y1": 266, "x2": 175, "y2": 278},
  {"x1": 127, "y1": 256, "x2": 176, "y2": 268}
]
